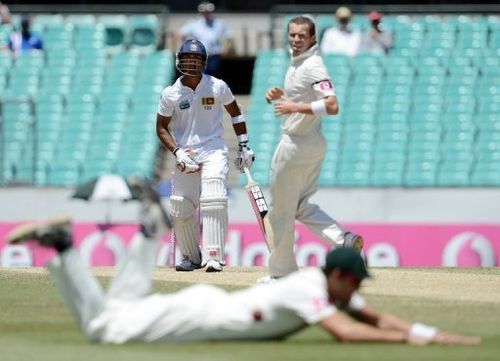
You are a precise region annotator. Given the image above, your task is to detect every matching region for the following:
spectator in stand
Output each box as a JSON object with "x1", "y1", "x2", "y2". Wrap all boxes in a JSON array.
[
  {"x1": 0, "y1": 2, "x2": 12, "y2": 25},
  {"x1": 6, "y1": 16, "x2": 43, "y2": 57},
  {"x1": 359, "y1": 11, "x2": 393, "y2": 55},
  {"x1": 176, "y1": 1, "x2": 234, "y2": 78},
  {"x1": 320, "y1": 6, "x2": 361, "y2": 57}
]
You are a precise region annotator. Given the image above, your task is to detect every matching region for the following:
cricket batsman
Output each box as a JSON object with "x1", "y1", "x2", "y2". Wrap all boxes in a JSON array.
[
  {"x1": 156, "y1": 39, "x2": 254, "y2": 272},
  {"x1": 264, "y1": 16, "x2": 364, "y2": 279}
]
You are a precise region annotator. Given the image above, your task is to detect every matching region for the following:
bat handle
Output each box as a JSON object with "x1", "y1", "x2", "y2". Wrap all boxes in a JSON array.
[{"x1": 243, "y1": 166, "x2": 254, "y2": 183}]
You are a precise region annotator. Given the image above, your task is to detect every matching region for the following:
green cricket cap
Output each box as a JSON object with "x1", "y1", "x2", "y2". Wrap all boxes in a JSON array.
[{"x1": 324, "y1": 248, "x2": 370, "y2": 280}]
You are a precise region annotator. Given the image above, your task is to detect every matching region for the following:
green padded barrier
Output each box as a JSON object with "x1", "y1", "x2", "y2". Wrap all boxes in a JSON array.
[
  {"x1": 371, "y1": 170, "x2": 404, "y2": 186},
  {"x1": 129, "y1": 15, "x2": 159, "y2": 49},
  {"x1": 419, "y1": 47, "x2": 452, "y2": 58},
  {"x1": 47, "y1": 165, "x2": 81, "y2": 185},
  {"x1": 470, "y1": 171, "x2": 500, "y2": 186},
  {"x1": 66, "y1": 15, "x2": 96, "y2": 27},
  {"x1": 99, "y1": 15, "x2": 128, "y2": 45},
  {"x1": 473, "y1": 56, "x2": 499, "y2": 69},
  {"x1": 323, "y1": 54, "x2": 350, "y2": 68},
  {"x1": 33, "y1": 14, "x2": 64, "y2": 31},
  {"x1": 336, "y1": 170, "x2": 371, "y2": 186}
]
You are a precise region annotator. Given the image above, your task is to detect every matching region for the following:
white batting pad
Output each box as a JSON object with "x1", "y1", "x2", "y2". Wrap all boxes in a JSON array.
[
  {"x1": 200, "y1": 178, "x2": 226, "y2": 198},
  {"x1": 200, "y1": 198, "x2": 227, "y2": 263},
  {"x1": 200, "y1": 178, "x2": 228, "y2": 263},
  {"x1": 169, "y1": 196, "x2": 201, "y2": 264}
]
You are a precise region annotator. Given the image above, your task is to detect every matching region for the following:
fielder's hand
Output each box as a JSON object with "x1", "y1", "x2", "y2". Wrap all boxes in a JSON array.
[
  {"x1": 431, "y1": 332, "x2": 481, "y2": 345},
  {"x1": 274, "y1": 97, "x2": 297, "y2": 116},
  {"x1": 266, "y1": 87, "x2": 284, "y2": 103},
  {"x1": 174, "y1": 148, "x2": 201, "y2": 174},
  {"x1": 235, "y1": 142, "x2": 255, "y2": 172},
  {"x1": 406, "y1": 322, "x2": 481, "y2": 345}
]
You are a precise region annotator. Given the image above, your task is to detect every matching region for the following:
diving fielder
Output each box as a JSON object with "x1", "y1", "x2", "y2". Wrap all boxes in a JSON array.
[
  {"x1": 6, "y1": 216, "x2": 479, "y2": 345},
  {"x1": 265, "y1": 16, "x2": 364, "y2": 279},
  {"x1": 156, "y1": 39, "x2": 254, "y2": 272}
]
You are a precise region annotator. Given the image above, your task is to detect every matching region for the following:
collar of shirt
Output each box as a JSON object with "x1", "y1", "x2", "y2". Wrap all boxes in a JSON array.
[
  {"x1": 176, "y1": 74, "x2": 207, "y2": 93},
  {"x1": 290, "y1": 43, "x2": 319, "y2": 65},
  {"x1": 340, "y1": 28, "x2": 354, "y2": 34}
]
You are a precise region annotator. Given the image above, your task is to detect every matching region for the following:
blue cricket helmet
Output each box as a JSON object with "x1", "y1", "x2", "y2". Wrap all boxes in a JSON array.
[
  {"x1": 176, "y1": 39, "x2": 208, "y2": 76},
  {"x1": 177, "y1": 39, "x2": 207, "y2": 60}
]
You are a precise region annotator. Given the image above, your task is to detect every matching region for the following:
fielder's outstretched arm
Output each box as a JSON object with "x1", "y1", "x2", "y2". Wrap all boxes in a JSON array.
[
  {"x1": 349, "y1": 304, "x2": 412, "y2": 332},
  {"x1": 319, "y1": 312, "x2": 407, "y2": 343},
  {"x1": 319, "y1": 305, "x2": 481, "y2": 345}
]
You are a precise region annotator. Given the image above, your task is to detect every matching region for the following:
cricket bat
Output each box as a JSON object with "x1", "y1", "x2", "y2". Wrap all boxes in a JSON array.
[{"x1": 243, "y1": 167, "x2": 273, "y2": 251}]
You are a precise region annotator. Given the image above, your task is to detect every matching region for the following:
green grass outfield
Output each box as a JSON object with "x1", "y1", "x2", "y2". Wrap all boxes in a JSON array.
[{"x1": 1, "y1": 268, "x2": 499, "y2": 361}]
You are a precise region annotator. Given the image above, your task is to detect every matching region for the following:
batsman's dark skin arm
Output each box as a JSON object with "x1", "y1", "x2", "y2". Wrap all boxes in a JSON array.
[
  {"x1": 156, "y1": 114, "x2": 177, "y2": 153},
  {"x1": 225, "y1": 100, "x2": 247, "y2": 137}
]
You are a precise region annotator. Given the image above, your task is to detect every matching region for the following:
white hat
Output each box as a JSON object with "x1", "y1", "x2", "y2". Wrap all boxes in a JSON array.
[{"x1": 335, "y1": 7, "x2": 352, "y2": 19}]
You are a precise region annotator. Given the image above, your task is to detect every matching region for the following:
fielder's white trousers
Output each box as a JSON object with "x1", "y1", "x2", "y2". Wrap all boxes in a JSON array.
[
  {"x1": 47, "y1": 234, "x2": 263, "y2": 344},
  {"x1": 47, "y1": 233, "x2": 159, "y2": 343},
  {"x1": 267, "y1": 134, "x2": 346, "y2": 277}
]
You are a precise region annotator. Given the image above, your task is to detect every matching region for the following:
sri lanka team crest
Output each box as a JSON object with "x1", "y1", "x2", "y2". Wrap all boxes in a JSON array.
[
  {"x1": 179, "y1": 100, "x2": 190, "y2": 109},
  {"x1": 201, "y1": 97, "x2": 215, "y2": 105}
]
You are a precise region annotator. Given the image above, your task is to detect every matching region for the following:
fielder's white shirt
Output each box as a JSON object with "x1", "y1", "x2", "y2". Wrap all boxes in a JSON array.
[
  {"x1": 282, "y1": 44, "x2": 336, "y2": 137},
  {"x1": 157, "y1": 74, "x2": 235, "y2": 148},
  {"x1": 93, "y1": 268, "x2": 366, "y2": 343}
]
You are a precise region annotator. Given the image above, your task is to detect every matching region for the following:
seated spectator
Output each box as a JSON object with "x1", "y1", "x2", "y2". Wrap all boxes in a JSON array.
[
  {"x1": 360, "y1": 11, "x2": 393, "y2": 55},
  {"x1": 6, "y1": 16, "x2": 43, "y2": 57},
  {"x1": 320, "y1": 6, "x2": 361, "y2": 57},
  {"x1": 0, "y1": 1, "x2": 11, "y2": 25}
]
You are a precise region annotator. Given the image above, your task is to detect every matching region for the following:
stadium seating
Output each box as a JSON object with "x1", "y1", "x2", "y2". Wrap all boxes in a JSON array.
[
  {"x1": 0, "y1": 15, "x2": 170, "y2": 186},
  {"x1": 1, "y1": 13, "x2": 499, "y2": 188},
  {"x1": 244, "y1": 14, "x2": 500, "y2": 187}
]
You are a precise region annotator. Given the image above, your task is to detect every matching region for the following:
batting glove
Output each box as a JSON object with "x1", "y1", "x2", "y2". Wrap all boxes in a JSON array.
[
  {"x1": 235, "y1": 142, "x2": 255, "y2": 172},
  {"x1": 173, "y1": 147, "x2": 201, "y2": 174}
]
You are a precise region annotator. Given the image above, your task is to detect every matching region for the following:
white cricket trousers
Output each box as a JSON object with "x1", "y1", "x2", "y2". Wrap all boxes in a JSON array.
[
  {"x1": 47, "y1": 234, "x2": 236, "y2": 343},
  {"x1": 267, "y1": 134, "x2": 346, "y2": 277},
  {"x1": 47, "y1": 233, "x2": 160, "y2": 343}
]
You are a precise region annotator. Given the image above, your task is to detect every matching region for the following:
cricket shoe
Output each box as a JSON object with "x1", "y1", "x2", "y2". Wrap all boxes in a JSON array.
[
  {"x1": 175, "y1": 257, "x2": 202, "y2": 272},
  {"x1": 343, "y1": 232, "x2": 364, "y2": 252},
  {"x1": 205, "y1": 259, "x2": 223, "y2": 272},
  {"x1": 129, "y1": 175, "x2": 172, "y2": 238},
  {"x1": 6, "y1": 216, "x2": 72, "y2": 252}
]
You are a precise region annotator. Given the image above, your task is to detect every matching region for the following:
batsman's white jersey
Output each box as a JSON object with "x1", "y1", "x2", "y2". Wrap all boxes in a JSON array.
[
  {"x1": 48, "y1": 234, "x2": 366, "y2": 344},
  {"x1": 268, "y1": 44, "x2": 348, "y2": 277},
  {"x1": 157, "y1": 74, "x2": 235, "y2": 148}
]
